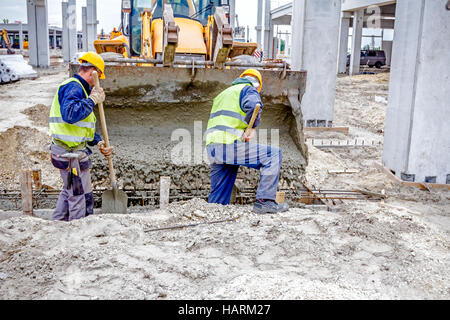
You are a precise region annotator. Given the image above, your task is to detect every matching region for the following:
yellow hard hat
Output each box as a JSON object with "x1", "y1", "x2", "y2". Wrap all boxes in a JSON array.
[
  {"x1": 240, "y1": 69, "x2": 262, "y2": 92},
  {"x1": 78, "y1": 51, "x2": 106, "y2": 79}
]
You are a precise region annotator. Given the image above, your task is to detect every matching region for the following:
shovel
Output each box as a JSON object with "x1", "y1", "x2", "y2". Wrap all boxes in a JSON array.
[
  {"x1": 243, "y1": 103, "x2": 261, "y2": 140},
  {"x1": 93, "y1": 71, "x2": 128, "y2": 214}
]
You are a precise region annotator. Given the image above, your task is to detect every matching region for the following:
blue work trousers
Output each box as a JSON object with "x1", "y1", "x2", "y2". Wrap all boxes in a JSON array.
[
  {"x1": 50, "y1": 143, "x2": 94, "y2": 221},
  {"x1": 206, "y1": 141, "x2": 282, "y2": 205}
]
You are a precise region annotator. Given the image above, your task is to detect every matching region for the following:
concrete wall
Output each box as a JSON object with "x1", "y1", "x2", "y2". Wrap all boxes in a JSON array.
[
  {"x1": 291, "y1": 0, "x2": 342, "y2": 127},
  {"x1": 383, "y1": 0, "x2": 450, "y2": 184}
]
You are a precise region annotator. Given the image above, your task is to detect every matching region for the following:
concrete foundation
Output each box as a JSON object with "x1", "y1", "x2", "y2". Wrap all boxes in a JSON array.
[
  {"x1": 383, "y1": 0, "x2": 450, "y2": 184},
  {"x1": 26, "y1": 0, "x2": 50, "y2": 67},
  {"x1": 291, "y1": 0, "x2": 342, "y2": 127}
]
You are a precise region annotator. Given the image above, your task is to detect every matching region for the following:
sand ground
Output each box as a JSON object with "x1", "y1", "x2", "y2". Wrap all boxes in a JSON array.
[{"x1": 0, "y1": 66, "x2": 449, "y2": 300}]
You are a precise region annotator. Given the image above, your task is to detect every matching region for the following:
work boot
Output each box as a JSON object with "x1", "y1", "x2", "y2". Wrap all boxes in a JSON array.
[{"x1": 253, "y1": 199, "x2": 290, "y2": 214}]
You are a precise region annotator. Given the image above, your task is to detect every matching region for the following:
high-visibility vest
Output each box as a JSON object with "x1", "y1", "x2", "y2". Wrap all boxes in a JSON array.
[
  {"x1": 49, "y1": 78, "x2": 96, "y2": 149},
  {"x1": 206, "y1": 83, "x2": 250, "y2": 146}
]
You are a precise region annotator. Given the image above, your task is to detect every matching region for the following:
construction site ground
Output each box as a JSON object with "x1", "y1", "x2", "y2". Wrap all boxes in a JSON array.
[{"x1": 0, "y1": 64, "x2": 449, "y2": 300}]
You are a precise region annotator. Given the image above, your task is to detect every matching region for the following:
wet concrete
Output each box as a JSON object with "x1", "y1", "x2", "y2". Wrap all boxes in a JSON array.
[{"x1": 90, "y1": 99, "x2": 307, "y2": 194}]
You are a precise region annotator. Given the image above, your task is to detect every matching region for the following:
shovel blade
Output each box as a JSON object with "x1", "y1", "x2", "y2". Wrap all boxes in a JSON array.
[{"x1": 101, "y1": 188, "x2": 128, "y2": 214}]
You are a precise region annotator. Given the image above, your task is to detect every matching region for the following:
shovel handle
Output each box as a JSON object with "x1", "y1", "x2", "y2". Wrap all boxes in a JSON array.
[
  {"x1": 244, "y1": 104, "x2": 261, "y2": 138},
  {"x1": 93, "y1": 71, "x2": 117, "y2": 188}
]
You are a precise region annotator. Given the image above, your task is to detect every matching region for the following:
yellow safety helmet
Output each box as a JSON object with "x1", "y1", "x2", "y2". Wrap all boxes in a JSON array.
[
  {"x1": 240, "y1": 68, "x2": 263, "y2": 92},
  {"x1": 78, "y1": 51, "x2": 106, "y2": 79}
]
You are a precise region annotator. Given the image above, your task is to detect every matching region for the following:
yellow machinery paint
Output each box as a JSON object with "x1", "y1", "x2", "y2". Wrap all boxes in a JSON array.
[{"x1": 151, "y1": 18, "x2": 207, "y2": 57}]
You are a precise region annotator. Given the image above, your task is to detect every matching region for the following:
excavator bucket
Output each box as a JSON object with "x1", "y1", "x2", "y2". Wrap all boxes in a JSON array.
[
  {"x1": 70, "y1": 61, "x2": 308, "y2": 200},
  {"x1": 68, "y1": 1, "x2": 308, "y2": 202}
]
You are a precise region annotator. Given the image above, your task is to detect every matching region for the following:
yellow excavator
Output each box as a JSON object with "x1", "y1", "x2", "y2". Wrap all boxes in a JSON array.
[
  {"x1": 70, "y1": 0, "x2": 308, "y2": 199},
  {"x1": 1, "y1": 29, "x2": 15, "y2": 55},
  {"x1": 93, "y1": 0, "x2": 258, "y2": 64}
]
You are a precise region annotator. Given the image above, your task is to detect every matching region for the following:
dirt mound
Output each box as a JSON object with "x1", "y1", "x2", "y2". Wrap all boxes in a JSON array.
[
  {"x1": 0, "y1": 126, "x2": 56, "y2": 189},
  {"x1": 21, "y1": 104, "x2": 50, "y2": 128}
]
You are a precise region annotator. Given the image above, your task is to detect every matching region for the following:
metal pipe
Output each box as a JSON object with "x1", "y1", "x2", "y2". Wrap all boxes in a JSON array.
[
  {"x1": 144, "y1": 218, "x2": 237, "y2": 233},
  {"x1": 101, "y1": 58, "x2": 286, "y2": 69}
]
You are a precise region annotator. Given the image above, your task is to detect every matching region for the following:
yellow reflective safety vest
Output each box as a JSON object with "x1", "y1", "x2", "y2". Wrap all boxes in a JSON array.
[
  {"x1": 206, "y1": 83, "x2": 250, "y2": 146},
  {"x1": 49, "y1": 78, "x2": 97, "y2": 149}
]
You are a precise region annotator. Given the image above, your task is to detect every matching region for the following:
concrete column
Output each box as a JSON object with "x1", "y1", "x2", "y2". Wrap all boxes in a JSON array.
[
  {"x1": 291, "y1": 0, "x2": 342, "y2": 127},
  {"x1": 383, "y1": 0, "x2": 450, "y2": 184},
  {"x1": 382, "y1": 40, "x2": 393, "y2": 66},
  {"x1": 19, "y1": 22, "x2": 24, "y2": 53},
  {"x1": 291, "y1": 0, "x2": 305, "y2": 71},
  {"x1": 268, "y1": 24, "x2": 274, "y2": 59},
  {"x1": 337, "y1": 12, "x2": 351, "y2": 74},
  {"x1": 263, "y1": 0, "x2": 272, "y2": 59},
  {"x1": 286, "y1": 32, "x2": 290, "y2": 56},
  {"x1": 62, "y1": 0, "x2": 77, "y2": 62},
  {"x1": 349, "y1": 9, "x2": 364, "y2": 75},
  {"x1": 53, "y1": 29, "x2": 57, "y2": 49},
  {"x1": 229, "y1": 0, "x2": 236, "y2": 28},
  {"x1": 62, "y1": 2, "x2": 69, "y2": 61},
  {"x1": 256, "y1": 0, "x2": 263, "y2": 50},
  {"x1": 86, "y1": 0, "x2": 98, "y2": 51},
  {"x1": 82, "y1": 6, "x2": 88, "y2": 51},
  {"x1": 26, "y1": 0, "x2": 50, "y2": 67}
]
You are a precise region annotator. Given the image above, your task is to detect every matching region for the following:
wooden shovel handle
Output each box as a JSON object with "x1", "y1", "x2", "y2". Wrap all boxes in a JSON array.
[
  {"x1": 92, "y1": 71, "x2": 117, "y2": 188},
  {"x1": 244, "y1": 103, "x2": 261, "y2": 137}
]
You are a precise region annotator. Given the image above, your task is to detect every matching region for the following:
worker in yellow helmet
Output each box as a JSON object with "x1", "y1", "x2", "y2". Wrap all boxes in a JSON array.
[
  {"x1": 205, "y1": 69, "x2": 289, "y2": 214},
  {"x1": 49, "y1": 52, "x2": 112, "y2": 222}
]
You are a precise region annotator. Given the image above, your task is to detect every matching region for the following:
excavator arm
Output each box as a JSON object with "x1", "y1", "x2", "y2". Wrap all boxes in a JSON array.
[
  {"x1": 140, "y1": 8, "x2": 153, "y2": 59},
  {"x1": 162, "y1": 4, "x2": 180, "y2": 67},
  {"x1": 1, "y1": 29, "x2": 15, "y2": 55},
  {"x1": 210, "y1": 7, "x2": 233, "y2": 68}
]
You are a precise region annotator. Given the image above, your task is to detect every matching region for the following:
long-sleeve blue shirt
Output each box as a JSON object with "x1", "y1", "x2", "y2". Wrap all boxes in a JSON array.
[
  {"x1": 231, "y1": 78, "x2": 263, "y2": 128},
  {"x1": 58, "y1": 74, "x2": 102, "y2": 147}
]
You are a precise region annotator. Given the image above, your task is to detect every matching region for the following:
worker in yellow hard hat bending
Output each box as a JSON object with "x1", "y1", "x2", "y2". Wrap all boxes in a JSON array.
[{"x1": 205, "y1": 69, "x2": 289, "y2": 214}]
